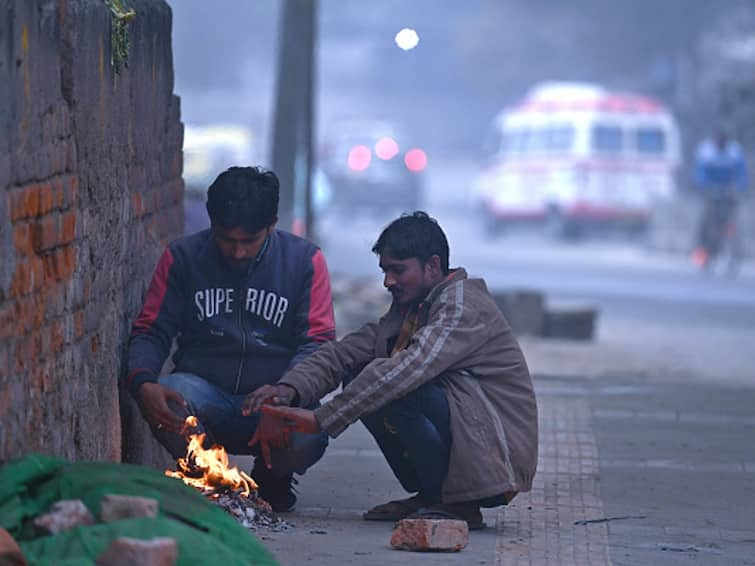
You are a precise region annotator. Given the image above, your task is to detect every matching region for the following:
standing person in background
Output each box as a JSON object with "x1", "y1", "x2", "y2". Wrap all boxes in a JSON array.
[
  {"x1": 126, "y1": 166, "x2": 336, "y2": 512},
  {"x1": 692, "y1": 130, "x2": 749, "y2": 274}
]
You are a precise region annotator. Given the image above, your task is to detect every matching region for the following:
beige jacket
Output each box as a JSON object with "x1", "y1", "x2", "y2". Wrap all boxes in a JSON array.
[{"x1": 280, "y1": 269, "x2": 538, "y2": 503}]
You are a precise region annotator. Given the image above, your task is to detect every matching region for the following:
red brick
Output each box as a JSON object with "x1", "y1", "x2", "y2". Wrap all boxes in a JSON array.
[
  {"x1": 0, "y1": 306, "x2": 14, "y2": 339},
  {"x1": 95, "y1": 537, "x2": 176, "y2": 566},
  {"x1": 13, "y1": 340, "x2": 31, "y2": 373},
  {"x1": 43, "y1": 246, "x2": 76, "y2": 281},
  {"x1": 100, "y1": 495, "x2": 159, "y2": 522},
  {"x1": 69, "y1": 176, "x2": 79, "y2": 201},
  {"x1": 13, "y1": 223, "x2": 33, "y2": 256},
  {"x1": 90, "y1": 334, "x2": 100, "y2": 353},
  {"x1": 33, "y1": 500, "x2": 94, "y2": 535},
  {"x1": 10, "y1": 257, "x2": 46, "y2": 297},
  {"x1": 390, "y1": 518, "x2": 468, "y2": 552},
  {"x1": 31, "y1": 215, "x2": 60, "y2": 253},
  {"x1": 38, "y1": 183, "x2": 55, "y2": 215},
  {"x1": 29, "y1": 329, "x2": 43, "y2": 361},
  {"x1": 60, "y1": 212, "x2": 77, "y2": 244},
  {"x1": 53, "y1": 177, "x2": 65, "y2": 207},
  {"x1": 131, "y1": 193, "x2": 145, "y2": 217},
  {"x1": 0, "y1": 527, "x2": 27, "y2": 566},
  {"x1": 51, "y1": 319, "x2": 65, "y2": 353}
]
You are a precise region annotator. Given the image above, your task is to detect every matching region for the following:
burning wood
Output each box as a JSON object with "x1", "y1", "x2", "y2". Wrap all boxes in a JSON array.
[{"x1": 165, "y1": 416, "x2": 292, "y2": 531}]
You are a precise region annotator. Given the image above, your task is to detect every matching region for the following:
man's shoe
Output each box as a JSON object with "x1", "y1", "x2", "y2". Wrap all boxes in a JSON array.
[
  {"x1": 251, "y1": 465, "x2": 298, "y2": 513},
  {"x1": 363, "y1": 494, "x2": 425, "y2": 521},
  {"x1": 406, "y1": 502, "x2": 486, "y2": 530}
]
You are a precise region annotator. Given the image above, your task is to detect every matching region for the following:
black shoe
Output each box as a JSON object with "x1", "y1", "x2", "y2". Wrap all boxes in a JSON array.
[{"x1": 251, "y1": 465, "x2": 298, "y2": 513}]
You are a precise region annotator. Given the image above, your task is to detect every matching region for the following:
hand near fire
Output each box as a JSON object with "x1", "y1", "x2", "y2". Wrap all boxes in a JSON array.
[
  {"x1": 248, "y1": 405, "x2": 321, "y2": 469},
  {"x1": 137, "y1": 382, "x2": 188, "y2": 434},
  {"x1": 241, "y1": 384, "x2": 297, "y2": 416}
]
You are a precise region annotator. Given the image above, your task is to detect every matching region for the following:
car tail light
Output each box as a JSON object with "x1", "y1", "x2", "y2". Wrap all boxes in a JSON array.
[
  {"x1": 375, "y1": 137, "x2": 399, "y2": 160},
  {"x1": 347, "y1": 145, "x2": 372, "y2": 172},
  {"x1": 404, "y1": 148, "x2": 427, "y2": 172}
]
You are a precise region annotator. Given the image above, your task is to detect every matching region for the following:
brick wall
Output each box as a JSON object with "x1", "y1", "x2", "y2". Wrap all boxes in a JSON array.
[{"x1": 1, "y1": 0, "x2": 183, "y2": 466}]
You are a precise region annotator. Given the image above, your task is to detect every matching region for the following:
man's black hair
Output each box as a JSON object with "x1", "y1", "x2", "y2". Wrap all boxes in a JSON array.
[
  {"x1": 372, "y1": 211, "x2": 450, "y2": 274},
  {"x1": 206, "y1": 166, "x2": 279, "y2": 233}
]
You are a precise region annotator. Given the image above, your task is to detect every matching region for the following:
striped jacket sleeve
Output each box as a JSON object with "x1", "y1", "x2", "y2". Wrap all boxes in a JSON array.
[
  {"x1": 313, "y1": 279, "x2": 485, "y2": 437},
  {"x1": 125, "y1": 247, "x2": 185, "y2": 395}
]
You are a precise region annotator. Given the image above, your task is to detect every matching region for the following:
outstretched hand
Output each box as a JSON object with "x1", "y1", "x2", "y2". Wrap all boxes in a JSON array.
[
  {"x1": 241, "y1": 384, "x2": 297, "y2": 416},
  {"x1": 248, "y1": 405, "x2": 321, "y2": 469}
]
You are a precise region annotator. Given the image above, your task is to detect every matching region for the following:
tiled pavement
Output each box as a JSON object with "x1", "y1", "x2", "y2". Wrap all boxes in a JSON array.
[{"x1": 496, "y1": 381, "x2": 611, "y2": 566}]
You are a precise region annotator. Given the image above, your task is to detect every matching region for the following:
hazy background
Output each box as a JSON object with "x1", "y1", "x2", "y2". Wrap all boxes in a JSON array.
[
  {"x1": 169, "y1": 0, "x2": 755, "y2": 387},
  {"x1": 170, "y1": 0, "x2": 755, "y2": 164}
]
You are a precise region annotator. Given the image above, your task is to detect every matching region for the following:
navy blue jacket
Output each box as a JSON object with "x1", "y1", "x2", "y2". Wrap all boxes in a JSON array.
[{"x1": 126, "y1": 229, "x2": 335, "y2": 396}]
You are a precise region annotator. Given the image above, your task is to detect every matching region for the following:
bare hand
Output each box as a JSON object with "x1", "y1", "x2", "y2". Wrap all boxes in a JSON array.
[
  {"x1": 241, "y1": 384, "x2": 297, "y2": 416},
  {"x1": 137, "y1": 382, "x2": 187, "y2": 434},
  {"x1": 248, "y1": 405, "x2": 321, "y2": 469}
]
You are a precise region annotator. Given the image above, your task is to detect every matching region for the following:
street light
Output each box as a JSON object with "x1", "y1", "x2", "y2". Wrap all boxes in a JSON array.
[{"x1": 394, "y1": 28, "x2": 419, "y2": 51}]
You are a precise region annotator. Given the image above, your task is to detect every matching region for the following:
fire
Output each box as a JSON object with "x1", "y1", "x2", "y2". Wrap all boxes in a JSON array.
[{"x1": 165, "y1": 416, "x2": 257, "y2": 496}]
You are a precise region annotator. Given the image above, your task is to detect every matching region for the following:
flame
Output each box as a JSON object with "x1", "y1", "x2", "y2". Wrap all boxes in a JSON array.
[{"x1": 165, "y1": 416, "x2": 257, "y2": 496}]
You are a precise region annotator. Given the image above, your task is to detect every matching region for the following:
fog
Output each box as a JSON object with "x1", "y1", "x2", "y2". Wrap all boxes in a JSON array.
[{"x1": 170, "y1": 0, "x2": 755, "y2": 386}]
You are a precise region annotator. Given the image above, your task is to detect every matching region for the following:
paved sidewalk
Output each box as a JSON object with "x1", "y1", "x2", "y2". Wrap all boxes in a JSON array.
[{"x1": 232, "y1": 374, "x2": 755, "y2": 565}]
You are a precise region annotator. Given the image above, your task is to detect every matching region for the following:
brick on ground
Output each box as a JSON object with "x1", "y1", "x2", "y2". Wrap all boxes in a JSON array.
[
  {"x1": 390, "y1": 518, "x2": 468, "y2": 552},
  {"x1": 96, "y1": 537, "x2": 177, "y2": 566},
  {"x1": 0, "y1": 528, "x2": 27, "y2": 566},
  {"x1": 99, "y1": 494, "x2": 159, "y2": 522},
  {"x1": 33, "y1": 500, "x2": 95, "y2": 535}
]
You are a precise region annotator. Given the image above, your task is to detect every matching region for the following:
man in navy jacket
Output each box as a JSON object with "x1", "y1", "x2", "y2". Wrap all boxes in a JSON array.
[{"x1": 126, "y1": 166, "x2": 335, "y2": 511}]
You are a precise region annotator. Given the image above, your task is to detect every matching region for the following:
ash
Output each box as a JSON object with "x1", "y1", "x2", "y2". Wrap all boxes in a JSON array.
[{"x1": 207, "y1": 488, "x2": 294, "y2": 532}]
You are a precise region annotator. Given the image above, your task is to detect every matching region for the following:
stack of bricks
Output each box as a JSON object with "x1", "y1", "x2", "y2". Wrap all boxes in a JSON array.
[{"x1": 0, "y1": 0, "x2": 183, "y2": 465}]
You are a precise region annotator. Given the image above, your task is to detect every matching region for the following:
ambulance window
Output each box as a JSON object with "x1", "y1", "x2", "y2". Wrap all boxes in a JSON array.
[
  {"x1": 529, "y1": 128, "x2": 549, "y2": 153},
  {"x1": 549, "y1": 126, "x2": 575, "y2": 152},
  {"x1": 509, "y1": 129, "x2": 527, "y2": 154},
  {"x1": 636, "y1": 128, "x2": 666, "y2": 153},
  {"x1": 592, "y1": 125, "x2": 623, "y2": 153}
]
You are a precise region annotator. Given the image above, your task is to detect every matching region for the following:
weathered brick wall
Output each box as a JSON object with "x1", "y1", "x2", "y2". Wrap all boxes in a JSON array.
[{"x1": 0, "y1": 0, "x2": 182, "y2": 466}]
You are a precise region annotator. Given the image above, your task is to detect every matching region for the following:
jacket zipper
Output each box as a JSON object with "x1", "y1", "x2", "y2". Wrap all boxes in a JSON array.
[
  {"x1": 232, "y1": 234, "x2": 269, "y2": 394},
  {"x1": 233, "y1": 286, "x2": 246, "y2": 394}
]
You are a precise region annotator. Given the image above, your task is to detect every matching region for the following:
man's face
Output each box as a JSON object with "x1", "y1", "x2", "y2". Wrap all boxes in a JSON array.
[
  {"x1": 379, "y1": 253, "x2": 442, "y2": 306},
  {"x1": 212, "y1": 225, "x2": 272, "y2": 271}
]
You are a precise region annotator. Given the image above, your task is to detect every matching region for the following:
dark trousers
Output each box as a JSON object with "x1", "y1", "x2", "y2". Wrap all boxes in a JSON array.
[{"x1": 355, "y1": 379, "x2": 452, "y2": 505}]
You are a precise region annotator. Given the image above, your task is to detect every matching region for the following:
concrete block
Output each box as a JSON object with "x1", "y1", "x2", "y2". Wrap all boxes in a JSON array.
[
  {"x1": 491, "y1": 289, "x2": 545, "y2": 336},
  {"x1": 542, "y1": 303, "x2": 598, "y2": 340},
  {"x1": 0, "y1": 528, "x2": 27, "y2": 566},
  {"x1": 33, "y1": 500, "x2": 95, "y2": 534},
  {"x1": 390, "y1": 518, "x2": 468, "y2": 552},
  {"x1": 100, "y1": 494, "x2": 159, "y2": 522},
  {"x1": 96, "y1": 537, "x2": 177, "y2": 566}
]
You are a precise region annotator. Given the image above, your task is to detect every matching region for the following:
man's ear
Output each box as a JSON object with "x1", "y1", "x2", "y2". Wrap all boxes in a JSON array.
[
  {"x1": 267, "y1": 217, "x2": 278, "y2": 233},
  {"x1": 425, "y1": 255, "x2": 442, "y2": 278}
]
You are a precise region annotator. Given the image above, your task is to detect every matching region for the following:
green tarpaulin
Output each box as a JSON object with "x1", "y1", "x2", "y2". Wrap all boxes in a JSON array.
[{"x1": 0, "y1": 454, "x2": 278, "y2": 565}]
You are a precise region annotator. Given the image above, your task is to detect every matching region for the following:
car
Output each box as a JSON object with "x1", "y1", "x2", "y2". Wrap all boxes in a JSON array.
[{"x1": 319, "y1": 120, "x2": 426, "y2": 214}]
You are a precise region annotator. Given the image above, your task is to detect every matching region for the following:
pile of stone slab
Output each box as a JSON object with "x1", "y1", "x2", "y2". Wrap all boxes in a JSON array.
[{"x1": 492, "y1": 289, "x2": 598, "y2": 341}]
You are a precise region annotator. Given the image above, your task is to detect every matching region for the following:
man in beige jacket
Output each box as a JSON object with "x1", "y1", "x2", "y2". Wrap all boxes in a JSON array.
[{"x1": 244, "y1": 211, "x2": 538, "y2": 529}]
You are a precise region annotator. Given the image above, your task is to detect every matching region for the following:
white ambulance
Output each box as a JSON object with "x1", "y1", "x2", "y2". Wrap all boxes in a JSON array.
[{"x1": 472, "y1": 82, "x2": 681, "y2": 237}]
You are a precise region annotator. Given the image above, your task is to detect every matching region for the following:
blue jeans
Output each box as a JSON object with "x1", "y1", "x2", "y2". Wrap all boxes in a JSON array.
[
  {"x1": 154, "y1": 372, "x2": 328, "y2": 478},
  {"x1": 355, "y1": 378, "x2": 452, "y2": 505}
]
